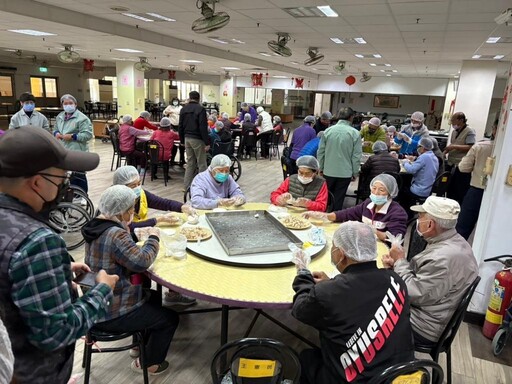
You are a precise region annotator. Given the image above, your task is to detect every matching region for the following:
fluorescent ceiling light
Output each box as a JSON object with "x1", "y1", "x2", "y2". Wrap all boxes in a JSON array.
[
  {"x1": 168, "y1": 65, "x2": 178, "y2": 68},
  {"x1": 210, "y1": 38, "x2": 228, "y2": 44},
  {"x1": 146, "y1": 13, "x2": 175, "y2": 22},
  {"x1": 354, "y1": 37, "x2": 367, "y2": 44},
  {"x1": 355, "y1": 54, "x2": 364, "y2": 58},
  {"x1": 273, "y1": 75, "x2": 287, "y2": 78},
  {"x1": 114, "y1": 48, "x2": 144, "y2": 53},
  {"x1": 373, "y1": 54, "x2": 382, "y2": 58},
  {"x1": 386, "y1": 74, "x2": 391, "y2": 77},
  {"x1": 472, "y1": 54, "x2": 481, "y2": 59},
  {"x1": 4, "y1": 49, "x2": 17, "y2": 52},
  {"x1": 330, "y1": 37, "x2": 343, "y2": 44},
  {"x1": 259, "y1": 52, "x2": 272, "y2": 57},
  {"x1": 311, "y1": 68, "x2": 318, "y2": 71},
  {"x1": 231, "y1": 39, "x2": 245, "y2": 44},
  {"x1": 290, "y1": 61, "x2": 300, "y2": 65},
  {"x1": 8, "y1": 29, "x2": 56, "y2": 36},
  {"x1": 486, "y1": 37, "x2": 501, "y2": 43},
  {"x1": 122, "y1": 13, "x2": 154, "y2": 22},
  {"x1": 380, "y1": 69, "x2": 385, "y2": 72},
  {"x1": 392, "y1": 69, "x2": 398, "y2": 73},
  {"x1": 369, "y1": 63, "x2": 377, "y2": 66},
  {"x1": 494, "y1": 54, "x2": 505, "y2": 59},
  {"x1": 180, "y1": 59, "x2": 203, "y2": 63},
  {"x1": 222, "y1": 67, "x2": 240, "y2": 70},
  {"x1": 317, "y1": 5, "x2": 338, "y2": 17},
  {"x1": 384, "y1": 63, "x2": 391, "y2": 67}
]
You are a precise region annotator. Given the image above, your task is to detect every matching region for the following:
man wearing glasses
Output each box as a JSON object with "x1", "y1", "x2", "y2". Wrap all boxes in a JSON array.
[{"x1": 0, "y1": 126, "x2": 119, "y2": 383}]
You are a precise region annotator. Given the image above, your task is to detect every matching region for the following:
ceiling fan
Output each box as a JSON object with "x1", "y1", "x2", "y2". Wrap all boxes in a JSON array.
[
  {"x1": 185, "y1": 65, "x2": 197, "y2": 77},
  {"x1": 360, "y1": 72, "x2": 372, "y2": 82},
  {"x1": 333, "y1": 61, "x2": 346, "y2": 73},
  {"x1": 224, "y1": 70, "x2": 231, "y2": 79},
  {"x1": 134, "y1": 57, "x2": 152, "y2": 72},
  {"x1": 267, "y1": 33, "x2": 292, "y2": 57},
  {"x1": 304, "y1": 48, "x2": 324, "y2": 66},
  {"x1": 192, "y1": 0, "x2": 230, "y2": 34},
  {"x1": 57, "y1": 45, "x2": 81, "y2": 64}
]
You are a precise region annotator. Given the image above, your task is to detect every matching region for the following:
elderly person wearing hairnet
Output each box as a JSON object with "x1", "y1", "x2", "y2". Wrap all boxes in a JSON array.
[
  {"x1": 360, "y1": 117, "x2": 387, "y2": 154},
  {"x1": 82, "y1": 185, "x2": 179, "y2": 376},
  {"x1": 118, "y1": 114, "x2": 152, "y2": 176},
  {"x1": 392, "y1": 111, "x2": 430, "y2": 156},
  {"x1": 54, "y1": 93, "x2": 93, "y2": 192},
  {"x1": 271, "y1": 155, "x2": 328, "y2": 212},
  {"x1": 291, "y1": 221, "x2": 414, "y2": 384},
  {"x1": 304, "y1": 174, "x2": 407, "y2": 240},
  {"x1": 358, "y1": 140, "x2": 400, "y2": 199},
  {"x1": 134, "y1": 111, "x2": 158, "y2": 131},
  {"x1": 150, "y1": 117, "x2": 180, "y2": 179},
  {"x1": 238, "y1": 102, "x2": 257, "y2": 123},
  {"x1": 190, "y1": 154, "x2": 245, "y2": 210},
  {"x1": 209, "y1": 121, "x2": 232, "y2": 145},
  {"x1": 313, "y1": 111, "x2": 332, "y2": 134}
]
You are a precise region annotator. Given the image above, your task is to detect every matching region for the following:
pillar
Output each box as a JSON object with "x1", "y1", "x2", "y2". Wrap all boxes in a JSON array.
[
  {"x1": 116, "y1": 61, "x2": 145, "y2": 117},
  {"x1": 148, "y1": 79, "x2": 160, "y2": 103},
  {"x1": 220, "y1": 76, "x2": 237, "y2": 117},
  {"x1": 469, "y1": 62, "x2": 512, "y2": 313},
  {"x1": 440, "y1": 79, "x2": 458, "y2": 131}
]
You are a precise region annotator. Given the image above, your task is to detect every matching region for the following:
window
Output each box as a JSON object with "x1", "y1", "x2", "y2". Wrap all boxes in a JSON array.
[
  {"x1": 0, "y1": 75, "x2": 14, "y2": 97},
  {"x1": 103, "y1": 76, "x2": 117, "y2": 99},
  {"x1": 88, "y1": 79, "x2": 99, "y2": 101},
  {"x1": 173, "y1": 81, "x2": 199, "y2": 101},
  {"x1": 30, "y1": 76, "x2": 58, "y2": 98},
  {"x1": 243, "y1": 88, "x2": 272, "y2": 105}
]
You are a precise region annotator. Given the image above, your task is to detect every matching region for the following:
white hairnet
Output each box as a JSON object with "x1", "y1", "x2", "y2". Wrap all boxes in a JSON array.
[
  {"x1": 121, "y1": 115, "x2": 133, "y2": 124},
  {"x1": 222, "y1": 112, "x2": 229, "y2": 119},
  {"x1": 296, "y1": 155, "x2": 319, "y2": 171},
  {"x1": 333, "y1": 221, "x2": 377, "y2": 262},
  {"x1": 140, "y1": 111, "x2": 151, "y2": 119},
  {"x1": 372, "y1": 141, "x2": 388, "y2": 153},
  {"x1": 370, "y1": 174, "x2": 398, "y2": 198},
  {"x1": 369, "y1": 117, "x2": 381, "y2": 126},
  {"x1": 273, "y1": 116, "x2": 281, "y2": 123},
  {"x1": 60, "y1": 94, "x2": 77, "y2": 104},
  {"x1": 113, "y1": 165, "x2": 140, "y2": 185},
  {"x1": 208, "y1": 115, "x2": 217, "y2": 122},
  {"x1": 419, "y1": 137, "x2": 433, "y2": 150},
  {"x1": 320, "y1": 111, "x2": 332, "y2": 120},
  {"x1": 411, "y1": 111, "x2": 424, "y2": 122},
  {"x1": 209, "y1": 154, "x2": 231, "y2": 170},
  {"x1": 98, "y1": 185, "x2": 136, "y2": 218},
  {"x1": 215, "y1": 121, "x2": 224, "y2": 129},
  {"x1": 304, "y1": 115, "x2": 316, "y2": 123},
  {"x1": 387, "y1": 125, "x2": 396, "y2": 133},
  {"x1": 256, "y1": 106, "x2": 264, "y2": 114},
  {"x1": 160, "y1": 117, "x2": 171, "y2": 127},
  {"x1": 241, "y1": 102, "x2": 248, "y2": 107},
  {"x1": 244, "y1": 113, "x2": 252, "y2": 122}
]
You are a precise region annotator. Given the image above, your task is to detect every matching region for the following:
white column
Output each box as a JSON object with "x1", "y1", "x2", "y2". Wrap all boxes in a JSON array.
[
  {"x1": 440, "y1": 79, "x2": 458, "y2": 131},
  {"x1": 469, "y1": 62, "x2": 512, "y2": 313},
  {"x1": 116, "y1": 61, "x2": 145, "y2": 117},
  {"x1": 219, "y1": 76, "x2": 237, "y2": 117}
]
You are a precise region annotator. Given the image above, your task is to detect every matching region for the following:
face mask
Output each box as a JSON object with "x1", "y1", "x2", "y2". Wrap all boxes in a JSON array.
[
  {"x1": 23, "y1": 103, "x2": 35, "y2": 112},
  {"x1": 132, "y1": 186, "x2": 142, "y2": 198},
  {"x1": 298, "y1": 175, "x2": 313, "y2": 185},
  {"x1": 452, "y1": 125, "x2": 460, "y2": 130},
  {"x1": 214, "y1": 172, "x2": 229, "y2": 183},
  {"x1": 416, "y1": 219, "x2": 431, "y2": 237},
  {"x1": 412, "y1": 123, "x2": 421, "y2": 129},
  {"x1": 63, "y1": 104, "x2": 76, "y2": 114},
  {"x1": 173, "y1": 101, "x2": 179, "y2": 106},
  {"x1": 370, "y1": 193, "x2": 388, "y2": 205},
  {"x1": 36, "y1": 177, "x2": 69, "y2": 220}
]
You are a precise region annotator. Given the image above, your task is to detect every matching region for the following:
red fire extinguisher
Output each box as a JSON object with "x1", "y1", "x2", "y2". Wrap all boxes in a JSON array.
[{"x1": 483, "y1": 256, "x2": 512, "y2": 339}]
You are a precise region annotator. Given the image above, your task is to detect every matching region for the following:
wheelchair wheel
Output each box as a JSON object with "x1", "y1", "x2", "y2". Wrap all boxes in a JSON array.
[
  {"x1": 70, "y1": 185, "x2": 95, "y2": 218},
  {"x1": 230, "y1": 156, "x2": 242, "y2": 181},
  {"x1": 492, "y1": 328, "x2": 508, "y2": 356},
  {"x1": 48, "y1": 202, "x2": 91, "y2": 251}
]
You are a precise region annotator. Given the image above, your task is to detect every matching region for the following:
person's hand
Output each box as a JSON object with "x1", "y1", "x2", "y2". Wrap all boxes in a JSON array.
[
  {"x1": 293, "y1": 197, "x2": 310, "y2": 208},
  {"x1": 204, "y1": 145, "x2": 210, "y2": 152},
  {"x1": 443, "y1": 145, "x2": 453, "y2": 154},
  {"x1": 62, "y1": 134, "x2": 74, "y2": 141},
  {"x1": 148, "y1": 227, "x2": 161, "y2": 238},
  {"x1": 157, "y1": 213, "x2": 181, "y2": 225},
  {"x1": 381, "y1": 254, "x2": 395, "y2": 269},
  {"x1": 291, "y1": 247, "x2": 311, "y2": 271},
  {"x1": 312, "y1": 271, "x2": 329, "y2": 283},
  {"x1": 351, "y1": 175, "x2": 357, "y2": 182},
  {"x1": 233, "y1": 195, "x2": 245, "y2": 206},
  {"x1": 388, "y1": 243, "x2": 405, "y2": 262},
  {"x1": 218, "y1": 198, "x2": 235, "y2": 207},
  {"x1": 403, "y1": 135, "x2": 412, "y2": 144},
  {"x1": 181, "y1": 204, "x2": 197, "y2": 216},
  {"x1": 96, "y1": 270, "x2": 119, "y2": 290},
  {"x1": 389, "y1": 151, "x2": 398, "y2": 159},
  {"x1": 363, "y1": 141, "x2": 372, "y2": 147},
  {"x1": 276, "y1": 193, "x2": 292, "y2": 207},
  {"x1": 397, "y1": 132, "x2": 404, "y2": 140},
  {"x1": 55, "y1": 132, "x2": 63, "y2": 140},
  {"x1": 302, "y1": 211, "x2": 328, "y2": 221},
  {"x1": 71, "y1": 262, "x2": 91, "y2": 274},
  {"x1": 405, "y1": 155, "x2": 416, "y2": 162}
]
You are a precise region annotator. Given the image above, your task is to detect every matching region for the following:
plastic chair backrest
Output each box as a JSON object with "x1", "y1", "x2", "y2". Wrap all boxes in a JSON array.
[
  {"x1": 244, "y1": 131, "x2": 257, "y2": 146},
  {"x1": 213, "y1": 140, "x2": 234, "y2": 157},
  {"x1": 211, "y1": 338, "x2": 300, "y2": 384},
  {"x1": 432, "y1": 171, "x2": 451, "y2": 197},
  {"x1": 145, "y1": 140, "x2": 164, "y2": 163},
  {"x1": 367, "y1": 359, "x2": 444, "y2": 384},
  {"x1": 110, "y1": 131, "x2": 120, "y2": 153}
]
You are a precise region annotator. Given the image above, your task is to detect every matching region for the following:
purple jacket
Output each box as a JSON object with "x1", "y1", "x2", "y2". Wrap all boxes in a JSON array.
[
  {"x1": 291, "y1": 124, "x2": 317, "y2": 160},
  {"x1": 239, "y1": 106, "x2": 258, "y2": 123},
  {"x1": 334, "y1": 199, "x2": 407, "y2": 237},
  {"x1": 129, "y1": 189, "x2": 183, "y2": 230}
]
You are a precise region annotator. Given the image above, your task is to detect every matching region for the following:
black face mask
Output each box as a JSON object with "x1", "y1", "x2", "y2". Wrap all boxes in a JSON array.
[{"x1": 34, "y1": 174, "x2": 70, "y2": 220}]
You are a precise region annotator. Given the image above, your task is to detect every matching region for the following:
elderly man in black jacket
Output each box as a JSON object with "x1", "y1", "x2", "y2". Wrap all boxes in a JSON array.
[{"x1": 291, "y1": 221, "x2": 414, "y2": 384}]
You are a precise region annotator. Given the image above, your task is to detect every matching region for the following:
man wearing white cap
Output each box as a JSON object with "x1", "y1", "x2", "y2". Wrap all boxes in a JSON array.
[
  {"x1": 360, "y1": 117, "x2": 387, "y2": 153},
  {"x1": 382, "y1": 196, "x2": 478, "y2": 346}
]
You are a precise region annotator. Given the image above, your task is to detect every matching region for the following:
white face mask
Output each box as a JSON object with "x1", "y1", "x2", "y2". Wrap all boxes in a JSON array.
[
  {"x1": 173, "y1": 101, "x2": 179, "y2": 106},
  {"x1": 298, "y1": 175, "x2": 313, "y2": 185}
]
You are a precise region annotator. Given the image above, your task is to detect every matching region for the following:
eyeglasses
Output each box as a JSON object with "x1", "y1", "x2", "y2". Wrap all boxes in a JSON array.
[{"x1": 37, "y1": 171, "x2": 71, "y2": 181}]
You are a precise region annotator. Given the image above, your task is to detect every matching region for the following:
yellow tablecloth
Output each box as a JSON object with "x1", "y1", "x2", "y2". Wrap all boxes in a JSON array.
[{"x1": 148, "y1": 202, "x2": 388, "y2": 309}]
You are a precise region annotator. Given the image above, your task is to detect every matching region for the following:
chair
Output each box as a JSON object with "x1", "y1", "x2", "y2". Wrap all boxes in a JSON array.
[
  {"x1": 269, "y1": 130, "x2": 282, "y2": 161},
  {"x1": 368, "y1": 359, "x2": 444, "y2": 384},
  {"x1": 257, "y1": 130, "x2": 274, "y2": 160},
  {"x1": 142, "y1": 140, "x2": 169, "y2": 186},
  {"x1": 82, "y1": 327, "x2": 148, "y2": 384},
  {"x1": 211, "y1": 338, "x2": 301, "y2": 384},
  {"x1": 109, "y1": 130, "x2": 127, "y2": 171},
  {"x1": 280, "y1": 155, "x2": 290, "y2": 181},
  {"x1": 242, "y1": 130, "x2": 258, "y2": 160},
  {"x1": 415, "y1": 276, "x2": 481, "y2": 384},
  {"x1": 431, "y1": 171, "x2": 451, "y2": 197},
  {"x1": 406, "y1": 220, "x2": 427, "y2": 261}
]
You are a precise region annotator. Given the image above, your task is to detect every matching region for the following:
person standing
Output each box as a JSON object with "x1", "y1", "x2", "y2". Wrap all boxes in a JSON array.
[
  {"x1": 360, "y1": 117, "x2": 387, "y2": 153},
  {"x1": 290, "y1": 116, "x2": 317, "y2": 174},
  {"x1": 256, "y1": 106, "x2": 273, "y2": 158},
  {"x1": 444, "y1": 112, "x2": 476, "y2": 205},
  {"x1": 313, "y1": 111, "x2": 332, "y2": 134},
  {"x1": 238, "y1": 102, "x2": 257, "y2": 123},
  {"x1": 0, "y1": 127, "x2": 118, "y2": 383},
  {"x1": 53, "y1": 94, "x2": 93, "y2": 193},
  {"x1": 392, "y1": 111, "x2": 430, "y2": 155},
  {"x1": 318, "y1": 107, "x2": 362, "y2": 211},
  {"x1": 179, "y1": 91, "x2": 209, "y2": 190},
  {"x1": 163, "y1": 97, "x2": 186, "y2": 166},
  {"x1": 8, "y1": 92, "x2": 49, "y2": 131}
]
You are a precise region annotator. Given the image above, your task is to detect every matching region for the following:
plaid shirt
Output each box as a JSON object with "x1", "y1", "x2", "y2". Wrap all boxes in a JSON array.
[
  {"x1": 9, "y1": 228, "x2": 112, "y2": 351},
  {"x1": 84, "y1": 223, "x2": 159, "y2": 321}
]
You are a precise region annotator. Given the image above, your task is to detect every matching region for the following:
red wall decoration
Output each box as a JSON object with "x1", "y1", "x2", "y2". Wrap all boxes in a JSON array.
[
  {"x1": 294, "y1": 78, "x2": 304, "y2": 89},
  {"x1": 345, "y1": 75, "x2": 356, "y2": 86},
  {"x1": 83, "y1": 59, "x2": 94, "y2": 72},
  {"x1": 168, "y1": 70, "x2": 176, "y2": 80},
  {"x1": 251, "y1": 73, "x2": 263, "y2": 87}
]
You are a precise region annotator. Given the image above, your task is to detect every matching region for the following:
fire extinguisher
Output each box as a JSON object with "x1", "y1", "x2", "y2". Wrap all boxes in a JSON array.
[{"x1": 483, "y1": 256, "x2": 512, "y2": 339}]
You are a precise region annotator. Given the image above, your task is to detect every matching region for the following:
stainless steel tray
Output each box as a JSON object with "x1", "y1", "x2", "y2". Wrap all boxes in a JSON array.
[{"x1": 205, "y1": 210, "x2": 303, "y2": 256}]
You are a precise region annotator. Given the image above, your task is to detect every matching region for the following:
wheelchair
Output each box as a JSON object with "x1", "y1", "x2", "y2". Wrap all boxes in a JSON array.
[{"x1": 207, "y1": 140, "x2": 242, "y2": 181}]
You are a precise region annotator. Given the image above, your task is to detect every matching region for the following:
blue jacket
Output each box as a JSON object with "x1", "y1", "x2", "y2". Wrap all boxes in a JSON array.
[
  {"x1": 394, "y1": 124, "x2": 429, "y2": 155},
  {"x1": 404, "y1": 150, "x2": 439, "y2": 197},
  {"x1": 298, "y1": 137, "x2": 320, "y2": 158}
]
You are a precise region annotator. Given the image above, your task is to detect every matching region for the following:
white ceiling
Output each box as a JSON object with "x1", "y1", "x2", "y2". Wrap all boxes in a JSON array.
[{"x1": 0, "y1": 0, "x2": 510, "y2": 79}]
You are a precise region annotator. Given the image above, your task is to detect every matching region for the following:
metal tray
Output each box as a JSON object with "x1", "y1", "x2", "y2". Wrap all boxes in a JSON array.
[{"x1": 205, "y1": 210, "x2": 303, "y2": 256}]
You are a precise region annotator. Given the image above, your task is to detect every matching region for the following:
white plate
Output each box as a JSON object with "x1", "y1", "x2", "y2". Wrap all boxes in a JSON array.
[{"x1": 212, "y1": 208, "x2": 227, "y2": 212}]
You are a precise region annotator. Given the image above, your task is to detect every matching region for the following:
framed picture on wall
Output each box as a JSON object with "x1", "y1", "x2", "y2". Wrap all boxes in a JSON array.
[{"x1": 373, "y1": 95, "x2": 399, "y2": 108}]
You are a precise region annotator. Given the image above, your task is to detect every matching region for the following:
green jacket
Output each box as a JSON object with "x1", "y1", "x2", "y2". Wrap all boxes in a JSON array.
[
  {"x1": 318, "y1": 120, "x2": 362, "y2": 178},
  {"x1": 54, "y1": 110, "x2": 93, "y2": 152},
  {"x1": 360, "y1": 126, "x2": 387, "y2": 153}
]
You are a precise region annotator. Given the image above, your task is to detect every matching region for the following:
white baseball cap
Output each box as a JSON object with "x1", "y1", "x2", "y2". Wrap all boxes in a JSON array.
[{"x1": 410, "y1": 196, "x2": 460, "y2": 220}]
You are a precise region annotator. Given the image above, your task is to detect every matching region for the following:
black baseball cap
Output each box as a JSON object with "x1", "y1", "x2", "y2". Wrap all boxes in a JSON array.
[{"x1": 0, "y1": 126, "x2": 100, "y2": 177}]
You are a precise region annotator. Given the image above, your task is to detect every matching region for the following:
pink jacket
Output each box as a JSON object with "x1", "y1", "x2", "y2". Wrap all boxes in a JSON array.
[
  {"x1": 151, "y1": 129, "x2": 180, "y2": 161},
  {"x1": 118, "y1": 123, "x2": 148, "y2": 153}
]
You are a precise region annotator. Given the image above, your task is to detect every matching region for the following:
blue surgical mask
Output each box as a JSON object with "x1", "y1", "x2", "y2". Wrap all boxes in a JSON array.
[
  {"x1": 214, "y1": 172, "x2": 229, "y2": 183},
  {"x1": 63, "y1": 104, "x2": 76, "y2": 114},
  {"x1": 132, "y1": 186, "x2": 142, "y2": 198},
  {"x1": 370, "y1": 193, "x2": 388, "y2": 205},
  {"x1": 23, "y1": 103, "x2": 35, "y2": 112}
]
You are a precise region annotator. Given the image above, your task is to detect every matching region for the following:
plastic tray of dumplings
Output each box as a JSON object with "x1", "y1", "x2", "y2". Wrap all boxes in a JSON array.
[{"x1": 205, "y1": 210, "x2": 302, "y2": 256}]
